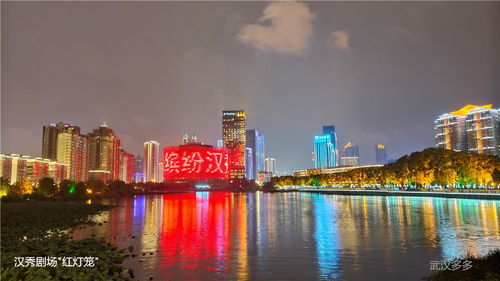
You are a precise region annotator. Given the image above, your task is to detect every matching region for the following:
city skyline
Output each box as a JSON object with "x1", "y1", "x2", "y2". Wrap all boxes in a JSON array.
[{"x1": 2, "y1": 1, "x2": 499, "y2": 173}]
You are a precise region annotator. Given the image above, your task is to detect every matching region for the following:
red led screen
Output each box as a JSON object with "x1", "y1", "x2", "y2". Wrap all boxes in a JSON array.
[{"x1": 163, "y1": 145, "x2": 230, "y2": 180}]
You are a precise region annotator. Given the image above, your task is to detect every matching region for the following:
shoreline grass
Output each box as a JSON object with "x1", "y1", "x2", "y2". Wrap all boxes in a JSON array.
[
  {"x1": 425, "y1": 250, "x2": 500, "y2": 281},
  {"x1": 1, "y1": 201, "x2": 132, "y2": 280}
]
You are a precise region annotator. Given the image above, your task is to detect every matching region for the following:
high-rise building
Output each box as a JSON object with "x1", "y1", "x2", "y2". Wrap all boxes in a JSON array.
[
  {"x1": 56, "y1": 127, "x2": 88, "y2": 182},
  {"x1": 341, "y1": 142, "x2": 359, "y2": 166},
  {"x1": 375, "y1": 144, "x2": 387, "y2": 165},
  {"x1": 435, "y1": 104, "x2": 499, "y2": 155},
  {"x1": 120, "y1": 150, "x2": 135, "y2": 183},
  {"x1": 465, "y1": 106, "x2": 499, "y2": 155},
  {"x1": 182, "y1": 134, "x2": 189, "y2": 145},
  {"x1": 144, "y1": 141, "x2": 160, "y2": 183},
  {"x1": 216, "y1": 139, "x2": 224, "y2": 148},
  {"x1": 264, "y1": 157, "x2": 276, "y2": 176},
  {"x1": 157, "y1": 162, "x2": 164, "y2": 183},
  {"x1": 245, "y1": 129, "x2": 265, "y2": 180},
  {"x1": 322, "y1": 125, "x2": 338, "y2": 166},
  {"x1": 222, "y1": 110, "x2": 246, "y2": 179},
  {"x1": 42, "y1": 122, "x2": 80, "y2": 161},
  {"x1": 134, "y1": 156, "x2": 144, "y2": 183},
  {"x1": 87, "y1": 122, "x2": 122, "y2": 181},
  {"x1": 245, "y1": 148, "x2": 253, "y2": 180},
  {"x1": 435, "y1": 107, "x2": 469, "y2": 152},
  {"x1": 314, "y1": 134, "x2": 335, "y2": 168},
  {"x1": 0, "y1": 154, "x2": 68, "y2": 185}
]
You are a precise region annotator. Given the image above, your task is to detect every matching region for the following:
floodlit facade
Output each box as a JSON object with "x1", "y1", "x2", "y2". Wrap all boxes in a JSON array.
[
  {"x1": 314, "y1": 134, "x2": 335, "y2": 169},
  {"x1": 0, "y1": 154, "x2": 68, "y2": 185},
  {"x1": 375, "y1": 144, "x2": 387, "y2": 165},
  {"x1": 134, "y1": 156, "x2": 144, "y2": 183},
  {"x1": 222, "y1": 110, "x2": 246, "y2": 179},
  {"x1": 465, "y1": 106, "x2": 500, "y2": 155},
  {"x1": 293, "y1": 164, "x2": 383, "y2": 177},
  {"x1": 56, "y1": 128, "x2": 88, "y2": 182},
  {"x1": 87, "y1": 123, "x2": 122, "y2": 181},
  {"x1": 120, "y1": 150, "x2": 135, "y2": 183},
  {"x1": 435, "y1": 104, "x2": 499, "y2": 155},
  {"x1": 264, "y1": 157, "x2": 276, "y2": 176},
  {"x1": 144, "y1": 141, "x2": 161, "y2": 183},
  {"x1": 341, "y1": 142, "x2": 359, "y2": 166},
  {"x1": 322, "y1": 125, "x2": 338, "y2": 166},
  {"x1": 245, "y1": 129, "x2": 265, "y2": 180},
  {"x1": 163, "y1": 143, "x2": 230, "y2": 189},
  {"x1": 245, "y1": 147, "x2": 253, "y2": 180},
  {"x1": 42, "y1": 122, "x2": 81, "y2": 161},
  {"x1": 435, "y1": 107, "x2": 468, "y2": 152}
]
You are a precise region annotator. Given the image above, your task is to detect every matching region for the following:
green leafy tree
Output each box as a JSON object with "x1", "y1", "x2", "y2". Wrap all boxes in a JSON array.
[
  {"x1": 87, "y1": 180, "x2": 105, "y2": 194},
  {"x1": 1, "y1": 177, "x2": 11, "y2": 197},
  {"x1": 262, "y1": 182, "x2": 275, "y2": 190},
  {"x1": 59, "y1": 180, "x2": 76, "y2": 197},
  {"x1": 493, "y1": 169, "x2": 500, "y2": 185},
  {"x1": 38, "y1": 177, "x2": 56, "y2": 196},
  {"x1": 435, "y1": 168, "x2": 458, "y2": 186},
  {"x1": 75, "y1": 182, "x2": 87, "y2": 197}
]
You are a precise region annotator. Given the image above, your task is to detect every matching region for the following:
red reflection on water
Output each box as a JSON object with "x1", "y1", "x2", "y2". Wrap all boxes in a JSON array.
[{"x1": 158, "y1": 192, "x2": 235, "y2": 274}]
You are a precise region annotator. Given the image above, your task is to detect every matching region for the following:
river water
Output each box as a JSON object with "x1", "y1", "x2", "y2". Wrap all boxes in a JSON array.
[{"x1": 72, "y1": 192, "x2": 500, "y2": 281}]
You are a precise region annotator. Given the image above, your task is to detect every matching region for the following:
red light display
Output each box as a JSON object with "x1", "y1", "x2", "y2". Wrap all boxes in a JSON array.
[{"x1": 163, "y1": 145, "x2": 229, "y2": 180}]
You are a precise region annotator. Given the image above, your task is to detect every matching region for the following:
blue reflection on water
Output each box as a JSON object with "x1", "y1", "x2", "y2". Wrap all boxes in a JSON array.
[
  {"x1": 133, "y1": 195, "x2": 146, "y2": 219},
  {"x1": 313, "y1": 195, "x2": 340, "y2": 279}
]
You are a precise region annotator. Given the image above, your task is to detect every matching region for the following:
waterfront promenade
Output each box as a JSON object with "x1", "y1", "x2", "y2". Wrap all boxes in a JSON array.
[{"x1": 274, "y1": 188, "x2": 500, "y2": 200}]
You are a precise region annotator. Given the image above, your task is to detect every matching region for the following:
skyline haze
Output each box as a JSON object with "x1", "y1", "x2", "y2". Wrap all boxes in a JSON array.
[{"x1": 2, "y1": 1, "x2": 499, "y2": 173}]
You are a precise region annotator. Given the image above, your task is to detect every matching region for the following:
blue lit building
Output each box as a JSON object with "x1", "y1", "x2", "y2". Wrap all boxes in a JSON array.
[
  {"x1": 245, "y1": 129, "x2": 265, "y2": 180},
  {"x1": 322, "y1": 125, "x2": 338, "y2": 166},
  {"x1": 245, "y1": 147, "x2": 254, "y2": 180},
  {"x1": 314, "y1": 134, "x2": 335, "y2": 168},
  {"x1": 375, "y1": 144, "x2": 387, "y2": 165},
  {"x1": 216, "y1": 139, "x2": 224, "y2": 148}
]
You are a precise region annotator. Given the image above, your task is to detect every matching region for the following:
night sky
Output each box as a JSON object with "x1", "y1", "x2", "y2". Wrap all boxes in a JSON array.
[{"x1": 2, "y1": 1, "x2": 499, "y2": 174}]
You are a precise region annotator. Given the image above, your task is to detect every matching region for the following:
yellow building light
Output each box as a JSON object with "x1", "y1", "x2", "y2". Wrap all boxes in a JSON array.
[{"x1": 450, "y1": 104, "x2": 492, "y2": 116}]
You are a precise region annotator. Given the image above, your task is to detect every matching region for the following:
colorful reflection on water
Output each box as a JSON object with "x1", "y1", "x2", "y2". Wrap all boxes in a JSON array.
[{"x1": 72, "y1": 192, "x2": 500, "y2": 280}]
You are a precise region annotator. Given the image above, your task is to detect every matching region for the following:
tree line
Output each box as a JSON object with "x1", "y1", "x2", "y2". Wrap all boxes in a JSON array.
[
  {"x1": 1, "y1": 177, "x2": 137, "y2": 201},
  {"x1": 272, "y1": 148, "x2": 500, "y2": 189}
]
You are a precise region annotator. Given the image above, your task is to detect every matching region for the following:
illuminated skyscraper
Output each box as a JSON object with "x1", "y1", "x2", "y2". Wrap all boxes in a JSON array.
[
  {"x1": 465, "y1": 106, "x2": 499, "y2": 155},
  {"x1": 134, "y1": 156, "x2": 144, "y2": 183},
  {"x1": 341, "y1": 142, "x2": 359, "y2": 166},
  {"x1": 120, "y1": 150, "x2": 135, "y2": 183},
  {"x1": 56, "y1": 126, "x2": 88, "y2": 182},
  {"x1": 314, "y1": 134, "x2": 335, "y2": 168},
  {"x1": 1, "y1": 154, "x2": 67, "y2": 185},
  {"x1": 435, "y1": 104, "x2": 499, "y2": 155},
  {"x1": 222, "y1": 110, "x2": 246, "y2": 179},
  {"x1": 435, "y1": 107, "x2": 468, "y2": 152},
  {"x1": 245, "y1": 147, "x2": 253, "y2": 180},
  {"x1": 322, "y1": 125, "x2": 338, "y2": 166},
  {"x1": 217, "y1": 139, "x2": 224, "y2": 148},
  {"x1": 144, "y1": 140, "x2": 160, "y2": 182},
  {"x1": 375, "y1": 144, "x2": 387, "y2": 165},
  {"x1": 245, "y1": 129, "x2": 265, "y2": 180},
  {"x1": 87, "y1": 122, "x2": 122, "y2": 181},
  {"x1": 157, "y1": 162, "x2": 164, "y2": 183},
  {"x1": 42, "y1": 122, "x2": 80, "y2": 161},
  {"x1": 264, "y1": 157, "x2": 276, "y2": 176}
]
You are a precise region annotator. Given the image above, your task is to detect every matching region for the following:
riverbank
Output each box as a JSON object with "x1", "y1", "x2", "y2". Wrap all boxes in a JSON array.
[
  {"x1": 267, "y1": 188, "x2": 500, "y2": 200},
  {"x1": 0, "y1": 201, "x2": 132, "y2": 280},
  {"x1": 425, "y1": 249, "x2": 500, "y2": 281}
]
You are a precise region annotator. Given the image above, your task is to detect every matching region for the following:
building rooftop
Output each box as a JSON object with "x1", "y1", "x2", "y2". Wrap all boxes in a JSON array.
[{"x1": 449, "y1": 104, "x2": 492, "y2": 116}]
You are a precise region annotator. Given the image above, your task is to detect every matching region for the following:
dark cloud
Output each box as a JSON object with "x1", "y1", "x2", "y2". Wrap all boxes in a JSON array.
[{"x1": 2, "y1": 1, "x2": 499, "y2": 174}]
